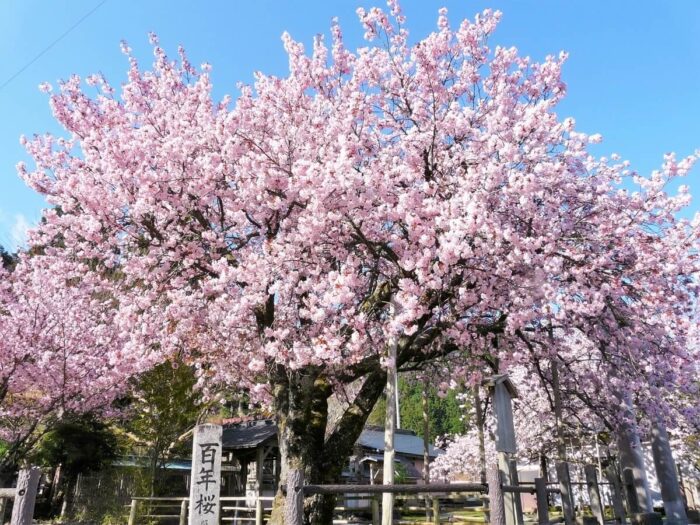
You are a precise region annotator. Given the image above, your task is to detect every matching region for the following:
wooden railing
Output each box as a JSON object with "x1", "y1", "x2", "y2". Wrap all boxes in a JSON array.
[{"x1": 126, "y1": 495, "x2": 275, "y2": 525}]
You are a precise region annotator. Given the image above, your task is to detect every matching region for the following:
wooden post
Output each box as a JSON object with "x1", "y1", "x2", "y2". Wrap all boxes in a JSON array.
[
  {"x1": 179, "y1": 499, "x2": 188, "y2": 525},
  {"x1": 650, "y1": 419, "x2": 688, "y2": 525},
  {"x1": 0, "y1": 496, "x2": 7, "y2": 525},
  {"x1": 605, "y1": 466, "x2": 627, "y2": 525},
  {"x1": 371, "y1": 495, "x2": 380, "y2": 525},
  {"x1": 535, "y1": 478, "x2": 549, "y2": 525},
  {"x1": 622, "y1": 468, "x2": 640, "y2": 514},
  {"x1": 498, "y1": 454, "x2": 517, "y2": 525},
  {"x1": 432, "y1": 496, "x2": 440, "y2": 525},
  {"x1": 488, "y1": 375, "x2": 519, "y2": 525},
  {"x1": 10, "y1": 467, "x2": 40, "y2": 525},
  {"x1": 128, "y1": 498, "x2": 138, "y2": 525},
  {"x1": 488, "y1": 465, "x2": 506, "y2": 525},
  {"x1": 556, "y1": 462, "x2": 575, "y2": 525},
  {"x1": 585, "y1": 465, "x2": 605, "y2": 525},
  {"x1": 256, "y1": 447, "x2": 264, "y2": 525},
  {"x1": 508, "y1": 458, "x2": 524, "y2": 525},
  {"x1": 285, "y1": 469, "x2": 304, "y2": 525}
]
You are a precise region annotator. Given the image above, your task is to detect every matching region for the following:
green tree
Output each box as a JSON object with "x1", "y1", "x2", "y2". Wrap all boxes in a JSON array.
[
  {"x1": 367, "y1": 375, "x2": 466, "y2": 441},
  {"x1": 0, "y1": 246, "x2": 17, "y2": 270},
  {"x1": 32, "y1": 415, "x2": 118, "y2": 518},
  {"x1": 120, "y1": 360, "x2": 201, "y2": 496}
]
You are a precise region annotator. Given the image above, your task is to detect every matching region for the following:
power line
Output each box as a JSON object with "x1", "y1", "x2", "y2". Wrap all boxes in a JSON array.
[{"x1": 0, "y1": 0, "x2": 109, "y2": 93}]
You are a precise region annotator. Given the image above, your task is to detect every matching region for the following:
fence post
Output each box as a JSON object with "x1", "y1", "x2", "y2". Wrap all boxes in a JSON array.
[
  {"x1": 128, "y1": 498, "x2": 138, "y2": 525},
  {"x1": 179, "y1": 499, "x2": 188, "y2": 525},
  {"x1": 432, "y1": 496, "x2": 440, "y2": 525},
  {"x1": 488, "y1": 465, "x2": 506, "y2": 525},
  {"x1": 285, "y1": 469, "x2": 304, "y2": 525},
  {"x1": 605, "y1": 466, "x2": 627, "y2": 525},
  {"x1": 556, "y1": 462, "x2": 575, "y2": 525},
  {"x1": 585, "y1": 465, "x2": 605, "y2": 525},
  {"x1": 371, "y1": 495, "x2": 380, "y2": 525},
  {"x1": 508, "y1": 458, "x2": 525, "y2": 525},
  {"x1": 535, "y1": 478, "x2": 549, "y2": 525},
  {"x1": 256, "y1": 496, "x2": 263, "y2": 525},
  {"x1": 10, "y1": 467, "x2": 40, "y2": 525}
]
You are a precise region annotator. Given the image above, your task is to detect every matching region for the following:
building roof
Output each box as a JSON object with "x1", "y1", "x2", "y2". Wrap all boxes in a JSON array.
[
  {"x1": 113, "y1": 457, "x2": 192, "y2": 471},
  {"x1": 220, "y1": 420, "x2": 441, "y2": 459},
  {"x1": 222, "y1": 419, "x2": 277, "y2": 449},
  {"x1": 358, "y1": 427, "x2": 441, "y2": 458}
]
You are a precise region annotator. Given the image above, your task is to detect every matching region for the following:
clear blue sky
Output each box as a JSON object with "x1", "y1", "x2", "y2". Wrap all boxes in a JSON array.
[{"x1": 1, "y1": 0, "x2": 699, "y2": 250}]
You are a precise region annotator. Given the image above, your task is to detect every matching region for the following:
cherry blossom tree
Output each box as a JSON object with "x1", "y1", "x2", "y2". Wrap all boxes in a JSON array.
[
  {"x1": 15, "y1": 1, "x2": 699, "y2": 522},
  {"x1": 0, "y1": 255, "x2": 154, "y2": 480}
]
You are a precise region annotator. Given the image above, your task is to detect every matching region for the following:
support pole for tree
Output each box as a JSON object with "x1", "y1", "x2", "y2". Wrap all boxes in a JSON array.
[
  {"x1": 382, "y1": 334, "x2": 398, "y2": 525},
  {"x1": 585, "y1": 464, "x2": 605, "y2": 525},
  {"x1": 650, "y1": 419, "x2": 688, "y2": 525},
  {"x1": 423, "y1": 375, "x2": 431, "y2": 523},
  {"x1": 10, "y1": 467, "x2": 41, "y2": 525}
]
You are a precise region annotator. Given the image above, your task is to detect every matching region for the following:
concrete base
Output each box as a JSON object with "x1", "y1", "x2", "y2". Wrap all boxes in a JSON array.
[{"x1": 629, "y1": 512, "x2": 663, "y2": 525}]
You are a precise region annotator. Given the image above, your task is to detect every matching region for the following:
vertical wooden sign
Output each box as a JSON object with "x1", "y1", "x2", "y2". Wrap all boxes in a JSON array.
[{"x1": 189, "y1": 424, "x2": 222, "y2": 525}]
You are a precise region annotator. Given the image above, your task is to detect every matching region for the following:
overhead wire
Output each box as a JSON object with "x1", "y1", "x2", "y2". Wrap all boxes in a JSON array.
[{"x1": 0, "y1": 0, "x2": 109, "y2": 93}]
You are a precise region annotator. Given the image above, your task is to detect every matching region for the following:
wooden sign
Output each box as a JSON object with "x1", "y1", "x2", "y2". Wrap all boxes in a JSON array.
[
  {"x1": 488, "y1": 375, "x2": 517, "y2": 453},
  {"x1": 189, "y1": 424, "x2": 223, "y2": 525}
]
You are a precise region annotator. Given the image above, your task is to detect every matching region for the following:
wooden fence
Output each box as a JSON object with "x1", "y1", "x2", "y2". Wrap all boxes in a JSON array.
[
  {"x1": 126, "y1": 495, "x2": 276, "y2": 525},
  {"x1": 0, "y1": 467, "x2": 41, "y2": 525},
  {"x1": 125, "y1": 460, "x2": 635, "y2": 525}
]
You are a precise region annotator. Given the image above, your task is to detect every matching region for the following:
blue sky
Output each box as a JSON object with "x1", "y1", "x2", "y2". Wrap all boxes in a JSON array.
[{"x1": 0, "y1": 0, "x2": 698, "y2": 250}]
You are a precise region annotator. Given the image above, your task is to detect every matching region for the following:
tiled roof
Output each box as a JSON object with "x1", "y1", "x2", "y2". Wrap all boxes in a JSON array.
[
  {"x1": 222, "y1": 419, "x2": 277, "y2": 449},
  {"x1": 221, "y1": 419, "x2": 441, "y2": 459},
  {"x1": 358, "y1": 427, "x2": 441, "y2": 458}
]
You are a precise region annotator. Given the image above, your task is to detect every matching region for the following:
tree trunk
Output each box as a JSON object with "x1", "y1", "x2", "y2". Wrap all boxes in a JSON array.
[{"x1": 268, "y1": 367, "x2": 387, "y2": 525}]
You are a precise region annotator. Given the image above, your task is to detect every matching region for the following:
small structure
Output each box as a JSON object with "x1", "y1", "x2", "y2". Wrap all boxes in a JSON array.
[
  {"x1": 218, "y1": 419, "x2": 440, "y2": 493},
  {"x1": 220, "y1": 419, "x2": 279, "y2": 501},
  {"x1": 350, "y1": 426, "x2": 441, "y2": 484}
]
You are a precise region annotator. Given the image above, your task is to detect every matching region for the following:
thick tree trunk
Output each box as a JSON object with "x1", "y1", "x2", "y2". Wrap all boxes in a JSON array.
[{"x1": 268, "y1": 367, "x2": 387, "y2": 525}]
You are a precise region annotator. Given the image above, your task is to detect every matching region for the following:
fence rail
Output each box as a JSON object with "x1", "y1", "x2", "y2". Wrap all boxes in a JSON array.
[
  {"x1": 297, "y1": 483, "x2": 487, "y2": 495},
  {"x1": 126, "y1": 495, "x2": 276, "y2": 525}
]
